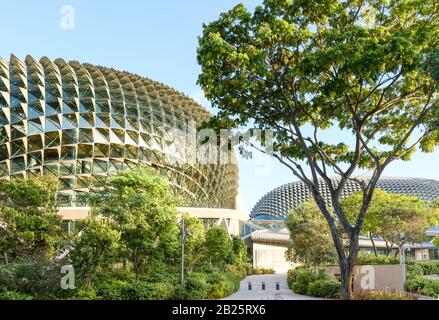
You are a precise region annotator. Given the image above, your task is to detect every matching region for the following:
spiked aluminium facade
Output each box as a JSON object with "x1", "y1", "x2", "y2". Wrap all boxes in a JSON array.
[
  {"x1": 251, "y1": 177, "x2": 439, "y2": 220},
  {"x1": 0, "y1": 55, "x2": 238, "y2": 209}
]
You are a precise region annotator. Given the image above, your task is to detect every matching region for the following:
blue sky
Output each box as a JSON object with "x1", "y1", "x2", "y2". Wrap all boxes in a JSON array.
[{"x1": 1, "y1": 1, "x2": 438, "y2": 212}]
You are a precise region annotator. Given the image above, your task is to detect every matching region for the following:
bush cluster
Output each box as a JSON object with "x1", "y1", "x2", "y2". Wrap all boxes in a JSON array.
[
  {"x1": 355, "y1": 253, "x2": 399, "y2": 265},
  {"x1": 353, "y1": 291, "x2": 418, "y2": 300},
  {"x1": 405, "y1": 276, "x2": 439, "y2": 297},
  {"x1": 287, "y1": 268, "x2": 339, "y2": 299},
  {"x1": 407, "y1": 260, "x2": 439, "y2": 276},
  {"x1": 404, "y1": 260, "x2": 439, "y2": 298},
  {"x1": 247, "y1": 268, "x2": 276, "y2": 275}
]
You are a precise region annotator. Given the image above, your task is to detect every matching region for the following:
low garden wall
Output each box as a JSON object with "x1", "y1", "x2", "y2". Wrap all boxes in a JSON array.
[{"x1": 325, "y1": 265, "x2": 405, "y2": 294}]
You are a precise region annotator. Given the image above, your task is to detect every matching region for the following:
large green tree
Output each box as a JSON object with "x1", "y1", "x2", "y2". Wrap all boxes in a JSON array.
[
  {"x1": 343, "y1": 190, "x2": 439, "y2": 256},
  {"x1": 197, "y1": 0, "x2": 438, "y2": 299},
  {"x1": 0, "y1": 177, "x2": 64, "y2": 262},
  {"x1": 204, "y1": 226, "x2": 233, "y2": 267},
  {"x1": 342, "y1": 189, "x2": 422, "y2": 256},
  {"x1": 89, "y1": 167, "x2": 180, "y2": 280},
  {"x1": 285, "y1": 201, "x2": 337, "y2": 267},
  {"x1": 180, "y1": 214, "x2": 206, "y2": 272},
  {"x1": 70, "y1": 218, "x2": 121, "y2": 288}
]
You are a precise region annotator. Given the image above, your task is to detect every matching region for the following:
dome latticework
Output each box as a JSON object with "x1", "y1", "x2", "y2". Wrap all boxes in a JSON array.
[
  {"x1": 0, "y1": 55, "x2": 238, "y2": 208},
  {"x1": 251, "y1": 177, "x2": 439, "y2": 220}
]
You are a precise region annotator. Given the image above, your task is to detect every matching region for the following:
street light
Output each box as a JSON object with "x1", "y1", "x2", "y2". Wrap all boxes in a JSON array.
[
  {"x1": 400, "y1": 244, "x2": 408, "y2": 282},
  {"x1": 180, "y1": 215, "x2": 192, "y2": 286}
]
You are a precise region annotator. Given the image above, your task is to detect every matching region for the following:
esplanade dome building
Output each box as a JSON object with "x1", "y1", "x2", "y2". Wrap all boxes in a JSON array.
[
  {"x1": 251, "y1": 177, "x2": 439, "y2": 220},
  {"x1": 0, "y1": 55, "x2": 245, "y2": 232}
]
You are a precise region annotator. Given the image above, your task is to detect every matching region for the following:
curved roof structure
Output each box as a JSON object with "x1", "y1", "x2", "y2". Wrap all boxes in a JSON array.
[
  {"x1": 0, "y1": 54, "x2": 238, "y2": 208},
  {"x1": 251, "y1": 177, "x2": 439, "y2": 220}
]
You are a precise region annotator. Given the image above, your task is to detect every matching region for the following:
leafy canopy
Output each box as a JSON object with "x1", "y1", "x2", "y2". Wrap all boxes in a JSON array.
[
  {"x1": 198, "y1": 0, "x2": 438, "y2": 168},
  {"x1": 285, "y1": 201, "x2": 338, "y2": 266},
  {"x1": 89, "y1": 167, "x2": 180, "y2": 278},
  {"x1": 0, "y1": 177, "x2": 64, "y2": 260}
]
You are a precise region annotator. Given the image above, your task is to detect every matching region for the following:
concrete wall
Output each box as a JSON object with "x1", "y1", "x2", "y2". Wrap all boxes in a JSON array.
[
  {"x1": 325, "y1": 264, "x2": 405, "y2": 294},
  {"x1": 252, "y1": 242, "x2": 296, "y2": 273}
]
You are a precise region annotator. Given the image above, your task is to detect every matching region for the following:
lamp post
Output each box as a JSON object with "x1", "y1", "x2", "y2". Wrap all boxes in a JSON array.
[
  {"x1": 400, "y1": 244, "x2": 408, "y2": 282},
  {"x1": 180, "y1": 215, "x2": 191, "y2": 286}
]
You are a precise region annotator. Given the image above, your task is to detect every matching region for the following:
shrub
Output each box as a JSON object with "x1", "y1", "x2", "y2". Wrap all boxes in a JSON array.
[
  {"x1": 96, "y1": 268, "x2": 135, "y2": 283},
  {"x1": 205, "y1": 272, "x2": 241, "y2": 299},
  {"x1": 292, "y1": 269, "x2": 329, "y2": 295},
  {"x1": 409, "y1": 260, "x2": 439, "y2": 276},
  {"x1": 287, "y1": 269, "x2": 300, "y2": 289},
  {"x1": 0, "y1": 290, "x2": 33, "y2": 300},
  {"x1": 355, "y1": 253, "x2": 398, "y2": 265},
  {"x1": 173, "y1": 273, "x2": 208, "y2": 300},
  {"x1": 353, "y1": 291, "x2": 418, "y2": 300},
  {"x1": 0, "y1": 257, "x2": 76, "y2": 300},
  {"x1": 248, "y1": 268, "x2": 275, "y2": 275},
  {"x1": 122, "y1": 281, "x2": 175, "y2": 300},
  {"x1": 306, "y1": 280, "x2": 340, "y2": 299},
  {"x1": 94, "y1": 279, "x2": 131, "y2": 300},
  {"x1": 420, "y1": 281, "x2": 439, "y2": 298},
  {"x1": 406, "y1": 263, "x2": 424, "y2": 279},
  {"x1": 73, "y1": 289, "x2": 102, "y2": 300},
  {"x1": 227, "y1": 264, "x2": 248, "y2": 279},
  {"x1": 405, "y1": 275, "x2": 430, "y2": 293}
]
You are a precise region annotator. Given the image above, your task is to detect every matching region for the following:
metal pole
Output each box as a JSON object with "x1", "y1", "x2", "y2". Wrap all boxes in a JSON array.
[
  {"x1": 181, "y1": 215, "x2": 185, "y2": 286},
  {"x1": 400, "y1": 244, "x2": 406, "y2": 282}
]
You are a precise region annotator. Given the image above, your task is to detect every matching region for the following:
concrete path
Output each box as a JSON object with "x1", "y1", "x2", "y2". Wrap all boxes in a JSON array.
[{"x1": 222, "y1": 274, "x2": 322, "y2": 300}]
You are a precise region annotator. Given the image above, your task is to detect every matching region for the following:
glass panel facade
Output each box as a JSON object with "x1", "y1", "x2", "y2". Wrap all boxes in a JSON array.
[{"x1": 0, "y1": 55, "x2": 239, "y2": 208}]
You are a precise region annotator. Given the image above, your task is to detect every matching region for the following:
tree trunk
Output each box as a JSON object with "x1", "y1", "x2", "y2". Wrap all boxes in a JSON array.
[
  {"x1": 339, "y1": 259, "x2": 355, "y2": 300},
  {"x1": 368, "y1": 232, "x2": 378, "y2": 257}
]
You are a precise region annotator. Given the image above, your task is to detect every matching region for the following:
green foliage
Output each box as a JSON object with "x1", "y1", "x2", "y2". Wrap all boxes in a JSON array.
[
  {"x1": 420, "y1": 281, "x2": 439, "y2": 298},
  {"x1": 353, "y1": 291, "x2": 418, "y2": 300},
  {"x1": 89, "y1": 167, "x2": 180, "y2": 279},
  {"x1": 247, "y1": 267, "x2": 275, "y2": 275},
  {"x1": 198, "y1": 0, "x2": 439, "y2": 167},
  {"x1": 407, "y1": 260, "x2": 439, "y2": 276},
  {"x1": 404, "y1": 275, "x2": 430, "y2": 293},
  {"x1": 288, "y1": 268, "x2": 341, "y2": 299},
  {"x1": 70, "y1": 218, "x2": 121, "y2": 288},
  {"x1": 343, "y1": 190, "x2": 433, "y2": 255},
  {"x1": 0, "y1": 256, "x2": 74, "y2": 299},
  {"x1": 0, "y1": 290, "x2": 33, "y2": 300},
  {"x1": 290, "y1": 269, "x2": 331, "y2": 296},
  {"x1": 405, "y1": 275, "x2": 439, "y2": 298},
  {"x1": 181, "y1": 214, "x2": 206, "y2": 271},
  {"x1": 433, "y1": 237, "x2": 439, "y2": 247},
  {"x1": 205, "y1": 272, "x2": 241, "y2": 299},
  {"x1": 0, "y1": 177, "x2": 64, "y2": 260},
  {"x1": 287, "y1": 268, "x2": 300, "y2": 289},
  {"x1": 406, "y1": 263, "x2": 424, "y2": 279},
  {"x1": 174, "y1": 273, "x2": 208, "y2": 300},
  {"x1": 0, "y1": 169, "x2": 247, "y2": 300},
  {"x1": 123, "y1": 281, "x2": 175, "y2": 300},
  {"x1": 94, "y1": 279, "x2": 131, "y2": 300},
  {"x1": 204, "y1": 226, "x2": 233, "y2": 267},
  {"x1": 198, "y1": 0, "x2": 439, "y2": 299},
  {"x1": 72, "y1": 289, "x2": 102, "y2": 300},
  {"x1": 230, "y1": 235, "x2": 249, "y2": 266},
  {"x1": 355, "y1": 253, "x2": 398, "y2": 265},
  {"x1": 307, "y1": 279, "x2": 341, "y2": 299},
  {"x1": 285, "y1": 201, "x2": 337, "y2": 266}
]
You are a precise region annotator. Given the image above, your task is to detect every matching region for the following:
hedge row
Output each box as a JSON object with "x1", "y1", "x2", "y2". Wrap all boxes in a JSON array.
[
  {"x1": 355, "y1": 253, "x2": 399, "y2": 265},
  {"x1": 287, "y1": 268, "x2": 340, "y2": 299},
  {"x1": 405, "y1": 276, "x2": 439, "y2": 297},
  {"x1": 406, "y1": 260, "x2": 439, "y2": 276}
]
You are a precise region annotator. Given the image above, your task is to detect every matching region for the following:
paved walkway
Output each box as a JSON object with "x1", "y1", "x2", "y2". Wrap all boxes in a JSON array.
[{"x1": 222, "y1": 274, "x2": 322, "y2": 300}]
